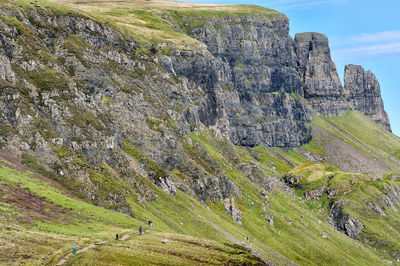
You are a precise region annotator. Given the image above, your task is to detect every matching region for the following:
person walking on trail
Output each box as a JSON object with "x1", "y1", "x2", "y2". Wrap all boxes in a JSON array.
[
  {"x1": 139, "y1": 226, "x2": 143, "y2": 235},
  {"x1": 72, "y1": 245, "x2": 77, "y2": 254},
  {"x1": 148, "y1": 220, "x2": 152, "y2": 228},
  {"x1": 115, "y1": 233, "x2": 119, "y2": 240}
]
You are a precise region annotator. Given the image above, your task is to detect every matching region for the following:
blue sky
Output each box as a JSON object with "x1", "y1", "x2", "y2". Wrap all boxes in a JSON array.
[{"x1": 178, "y1": 0, "x2": 400, "y2": 136}]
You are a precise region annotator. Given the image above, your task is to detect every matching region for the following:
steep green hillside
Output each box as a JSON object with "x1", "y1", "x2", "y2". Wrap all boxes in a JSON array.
[
  {"x1": 0, "y1": 0, "x2": 399, "y2": 264},
  {"x1": 0, "y1": 154, "x2": 265, "y2": 265},
  {"x1": 3, "y1": 112, "x2": 400, "y2": 265}
]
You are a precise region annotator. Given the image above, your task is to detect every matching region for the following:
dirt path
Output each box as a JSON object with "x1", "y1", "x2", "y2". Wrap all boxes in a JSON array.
[
  {"x1": 197, "y1": 214, "x2": 242, "y2": 246},
  {"x1": 195, "y1": 211, "x2": 297, "y2": 266},
  {"x1": 56, "y1": 234, "x2": 131, "y2": 265},
  {"x1": 196, "y1": 213, "x2": 283, "y2": 265}
]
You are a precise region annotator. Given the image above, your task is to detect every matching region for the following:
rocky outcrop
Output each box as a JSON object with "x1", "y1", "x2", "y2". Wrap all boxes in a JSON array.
[
  {"x1": 378, "y1": 185, "x2": 400, "y2": 212},
  {"x1": 0, "y1": 7, "x2": 244, "y2": 211},
  {"x1": 283, "y1": 174, "x2": 302, "y2": 188},
  {"x1": 294, "y1": 32, "x2": 391, "y2": 131},
  {"x1": 165, "y1": 19, "x2": 392, "y2": 149},
  {"x1": 329, "y1": 199, "x2": 364, "y2": 238},
  {"x1": 168, "y1": 15, "x2": 312, "y2": 148},
  {"x1": 295, "y1": 32, "x2": 343, "y2": 98},
  {"x1": 157, "y1": 176, "x2": 177, "y2": 196},
  {"x1": 344, "y1": 65, "x2": 391, "y2": 131},
  {"x1": 303, "y1": 185, "x2": 326, "y2": 201},
  {"x1": 224, "y1": 197, "x2": 243, "y2": 226},
  {"x1": 0, "y1": 54, "x2": 15, "y2": 84},
  {"x1": 366, "y1": 201, "x2": 386, "y2": 216}
]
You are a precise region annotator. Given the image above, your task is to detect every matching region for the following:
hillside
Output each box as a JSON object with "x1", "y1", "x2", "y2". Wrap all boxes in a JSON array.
[{"x1": 0, "y1": 0, "x2": 399, "y2": 265}]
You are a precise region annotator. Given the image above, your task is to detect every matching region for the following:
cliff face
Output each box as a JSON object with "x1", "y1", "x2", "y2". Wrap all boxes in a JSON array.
[
  {"x1": 295, "y1": 32, "x2": 343, "y2": 98},
  {"x1": 344, "y1": 64, "x2": 391, "y2": 131},
  {"x1": 0, "y1": 4, "x2": 392, "y2": 212},
  {"x1": 165, "y1": 15, "x2": 311, "y2": 148},
  {"x1": 163, "y1": 17, "x2": 391, "y2": 150},
  {"x1": 293, "y1": 32, "x2": 391, "y2": 131}
]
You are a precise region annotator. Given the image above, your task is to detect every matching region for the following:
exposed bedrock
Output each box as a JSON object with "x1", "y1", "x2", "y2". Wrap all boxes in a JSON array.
[
  {"x1": 344, "y1": 64, "x2": 391, "y2": 131},
  {"x1": 163, "y1": 17, "x2": 391, "y2": 148},
  {"x1": 294, "y1": 32, "x2": 391, "y2": 131},
  {"x1": 168, "y1": 15, "x2": 312, "y2": 148}
]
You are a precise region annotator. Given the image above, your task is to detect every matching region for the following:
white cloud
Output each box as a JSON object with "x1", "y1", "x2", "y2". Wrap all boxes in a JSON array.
[
  {"x1": 331, "y1": 30, "x2": 400, "y2": 60},
  {"x1": 267, "y1": 0, "x2": 348, "y2": 10},
  {"x1": 331, "y1": 30, "x2": 400, "y2": 47},
  {"x1": 334, "y1": 42, "x2": 400, "y2": 58}
]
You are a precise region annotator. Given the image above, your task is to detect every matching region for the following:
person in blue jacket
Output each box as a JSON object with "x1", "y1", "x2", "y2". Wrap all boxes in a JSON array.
[
  {"x1": 139, "y1": 226, "x2": 143, "y2": 235},
  {"x1": 72, "y1": 245, "x2": 77, "y2": 254}
]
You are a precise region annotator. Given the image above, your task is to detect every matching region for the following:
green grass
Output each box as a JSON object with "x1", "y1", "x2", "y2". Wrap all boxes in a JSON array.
[
  {"x1": 327, "y1": 111, "x2": 400, "y2": 162},
  {"x1": 251, "y1": 144, "x2": 293, "y2": 173},
  {"x1": 188, "y1": 131, "x2": 388, "y2": 265},
  {"x1": 25, "y1": 68, "x2": 69, "y2": 92},
  {"x1": 10, "y1": 0, "x2": 284, "y2": 49},
  {"x1": 1, "y1": 0, "x2": 400, "y2": 263},
  {"x1": 0, "y1": 163, "x2": 143, "y2": 264},
  {"x1": 305, "y1": 111, "x2": 400, "y2": 170},
  {"x1": 1, "y1": 112, "x2": 397, "y2": 265},
  {"x1": 0, "y1": 166, "x2": 141, "y2": 232},
  {"x1": 68, "y1": 233, "x2": 263, "y2": 265}
]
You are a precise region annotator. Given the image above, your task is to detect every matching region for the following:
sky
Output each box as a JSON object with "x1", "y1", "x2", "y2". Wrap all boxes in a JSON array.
[{"x1": 178, "y1": 0, "x2": 400, "y2": 136}]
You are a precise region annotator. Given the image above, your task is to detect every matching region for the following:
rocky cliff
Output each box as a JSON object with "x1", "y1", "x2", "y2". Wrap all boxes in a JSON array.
[
  {"x1": 0, "y1": 3, "x2": 392, "y2": 212},
  {"x1": 163, "y1": 17, "x2": 392, "y2": 150},
  {"x1": 294, "y1": 32, "x2": 391, "y2": 131},
  {"x1": 165, "y1": 14, "x2": 311, "y2": 148},
  {"x1": 344, "y1": 64, "x2": 391, "y2": 130},
  {"x1": 1, "y1": 2, "x2": 400, "y2": 264}
]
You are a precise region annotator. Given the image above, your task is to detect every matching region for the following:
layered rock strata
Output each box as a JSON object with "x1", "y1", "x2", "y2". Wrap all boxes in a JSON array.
[
  {"x1": 344, "y1": 65, "x2": 391, "y2": 131},
  {"x1": 0, "y1": 6, "x2": 392, "y2": 214},
  {"x1": 166, "y1": 15, "x2": 312, "y2": 148},
  {"x1": 294, "y1": 32, "x2": 391, "y2": 131}
]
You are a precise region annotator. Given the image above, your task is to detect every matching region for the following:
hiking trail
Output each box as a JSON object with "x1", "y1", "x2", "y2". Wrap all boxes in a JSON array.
[
  {"x1": 56, "y1": 233, "x2": 132, "y2": 265},
  {"x1": 195, "y1": 212, "x2": 296, "y2": 265}
]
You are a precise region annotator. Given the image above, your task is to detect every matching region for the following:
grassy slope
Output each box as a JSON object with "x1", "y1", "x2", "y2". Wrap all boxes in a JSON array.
[
  {"x1": 9, "y1": 0, "x2": 284, "y2": 48},
  {"x1": 189, "y1": 132, "x2": 384, "y2": 265},
  {"x1": 3, "y1": 110, "x2": 397, "y2": 265},
  {"x1": 0, "y1": 136, "x2": 386, "y2": 265},
  {"x1": 0, "y1": 164, "x2": 141, "y2": 265},
  {"x1": 67, "y1": 233, "x2": 264, "y2": 265},
  {"x1": 0, "y1": 0, "x2": 399, "y2": 263},
  {"x1": 258, "y1": 111, "x2": 400, "y2": 262},
  {"x1": 253, "y1": 111, "x2": 400, "y2": 176},
  {"x1": 326, "y1": 111, "x2": 400, "y2": 164},
  {"x1": 0, "y1": 160, "x2": 265, "y2": 265}
]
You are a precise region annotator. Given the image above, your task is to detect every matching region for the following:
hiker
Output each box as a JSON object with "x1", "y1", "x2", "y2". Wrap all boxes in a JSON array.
[
  {"x1": 72, "y1": 245, "x2": 77, "y2": 254},
  {"x1": 116, "y1": 233, "x2": 119, "y2": 240},
  {"x1": 139, "y1": 226, "x2": 142, "y2": 235},
  {"x1": 148, "y1": 220, "x2": 152, "y2": 228}
]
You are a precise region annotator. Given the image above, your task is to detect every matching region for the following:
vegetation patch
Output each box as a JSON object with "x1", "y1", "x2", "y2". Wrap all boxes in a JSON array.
[
  {"x1": 0, "y1": 183, "x2": 69, "y2": 224},
  {"x1": 146, "y1": 117, "x2": 164, "y2": 136},
  {"x1": 25, "y1": 68, "x2": 68, "y2": 91}
]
